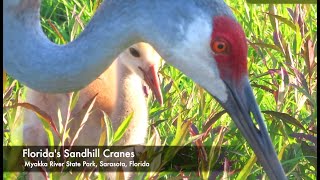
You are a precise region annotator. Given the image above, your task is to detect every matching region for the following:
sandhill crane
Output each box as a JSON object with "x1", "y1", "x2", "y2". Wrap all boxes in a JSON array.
[
  {"x1": 23, "y1": 42, "x2": 163, "y2": 146},
  {"x1": 4, "y1": 0, "x2": 286, "y2": 179}
]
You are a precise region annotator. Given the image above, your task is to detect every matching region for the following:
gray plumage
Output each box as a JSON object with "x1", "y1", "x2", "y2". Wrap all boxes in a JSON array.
[{"x1": 4, "y1": 1, "x2": 287, "y2": 179}]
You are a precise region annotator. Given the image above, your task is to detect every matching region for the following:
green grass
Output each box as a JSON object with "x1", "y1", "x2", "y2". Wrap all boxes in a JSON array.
[{"x1": 3, "y1": 0, "x2": 317, "y2": 179}]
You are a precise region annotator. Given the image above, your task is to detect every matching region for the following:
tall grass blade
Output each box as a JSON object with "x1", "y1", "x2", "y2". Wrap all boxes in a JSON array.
[
  {"x1": 263, "y1": 110, "x2": 306, "y2": 130},
  {"x1": 236, "y1": 155, "x2": 257, "y2": 180},
  {"x1": 113, "y1": 112, "x2": 133, "y2": 144}
]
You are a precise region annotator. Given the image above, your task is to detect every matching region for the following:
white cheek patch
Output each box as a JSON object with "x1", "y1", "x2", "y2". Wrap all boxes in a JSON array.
[{"x1": 168, "y1": 15, "x2": 228, "y2": 103}]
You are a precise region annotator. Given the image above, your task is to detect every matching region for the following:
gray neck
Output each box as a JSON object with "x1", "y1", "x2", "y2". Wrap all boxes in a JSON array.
[
  {"x1": 4, "y1": 0, "x2": 233, "y2": 93},
  {"x1": 111, "y1": 61, "x2": 147, "y2": 134},
  {"x1": 4, "y1": 0, "x2": 141, "y2": 92}
]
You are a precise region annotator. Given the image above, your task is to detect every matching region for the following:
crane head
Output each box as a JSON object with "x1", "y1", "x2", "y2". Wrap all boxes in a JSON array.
[
  {"x1": 211, "y1": 16, "x2": 287, "y2": 179},
  {"x1": 211, "y1": 16, "x2": 248, "y2": 85},
  {"x1": 163, "y1": 10, "x2": 286, "y2": 179},
  {"x1": 118, "y1": 42, "x2": 163, "y2": 105}
]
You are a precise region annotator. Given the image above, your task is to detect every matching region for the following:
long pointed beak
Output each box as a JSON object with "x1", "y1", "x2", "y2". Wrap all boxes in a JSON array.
[
  {"x1": 140, "y1": 65, "x2": 163, "y2": 105},
  {"x1": 221, "y1": 77, "x2": 286, "y2": 180}
]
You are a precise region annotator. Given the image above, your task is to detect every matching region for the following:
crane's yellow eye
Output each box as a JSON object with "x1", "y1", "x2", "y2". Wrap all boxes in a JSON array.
[{"x1": 211, "y1": 39, "x2": 228, "y2": 54}]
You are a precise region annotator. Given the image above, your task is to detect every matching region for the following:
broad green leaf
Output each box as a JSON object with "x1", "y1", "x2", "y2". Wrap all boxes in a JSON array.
[
  {"x1": 4, "y1": 102, "x2": 61, "y2": 140},
  {"x1": 92, "y1": 0, "x2": 102, "y2": 14},
  {"x1": 163, "y1": 120, "x2": 191, "y2": 163},
  {"x1": 113, "y1": 112, "x2": 133, "y2": 143},
  {"x1": 69, "y1": 91, "x2": 80, "y2": 112},
  {"x1": 251, "y1": 43, "x2": 282, "y2": 52},
  {"x1": 295, "y1": 23, "x2": 302, "y2": 54},
  {"x1": 98, "y1": 117, "x2": 107, "y2": 146},
  {"x1": 208, "y1": 127, "x2": 225, "y2": 172},
  {"x1": 105, "y1": 115, "x2": 114, "y2": 146},
  {"x1": 203, "y1": 110, "x2": 226, "y2": 131},
  {"x1": 42, "y1": 117, "x2": 56, "y2": 146},
  {"x1": 101, "y1": 111, "x2": 113, "y2": 146},
  {"x1": 290, "y1": 84, "x2": 315, "y2": 106},
  {"x1": 278, "y1": 143, "x2": 288, "y2": 161},
  {"x1": 268, "y1": 4, "x2": 278, "y2": 32},
  {"x1": 236, "y1": 155, "x2": 257, "y2": 180},
  {"x1": 169, "y1": 119, "x2": 191, "y2": 146},
  {"x1": 70, "y1": 94, "x2": 97, "y2": 146},
  {"x1": 266, "y1": 13, "x2": 296, "y2": 30},
  {"x1": 263, "y1": 110, "x2": 306, "y2": 131}
]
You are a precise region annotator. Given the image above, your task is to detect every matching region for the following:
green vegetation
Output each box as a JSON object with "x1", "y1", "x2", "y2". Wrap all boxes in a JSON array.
[{"x1": 3, "y1": 0, "x2": 317, "y2": 179}]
